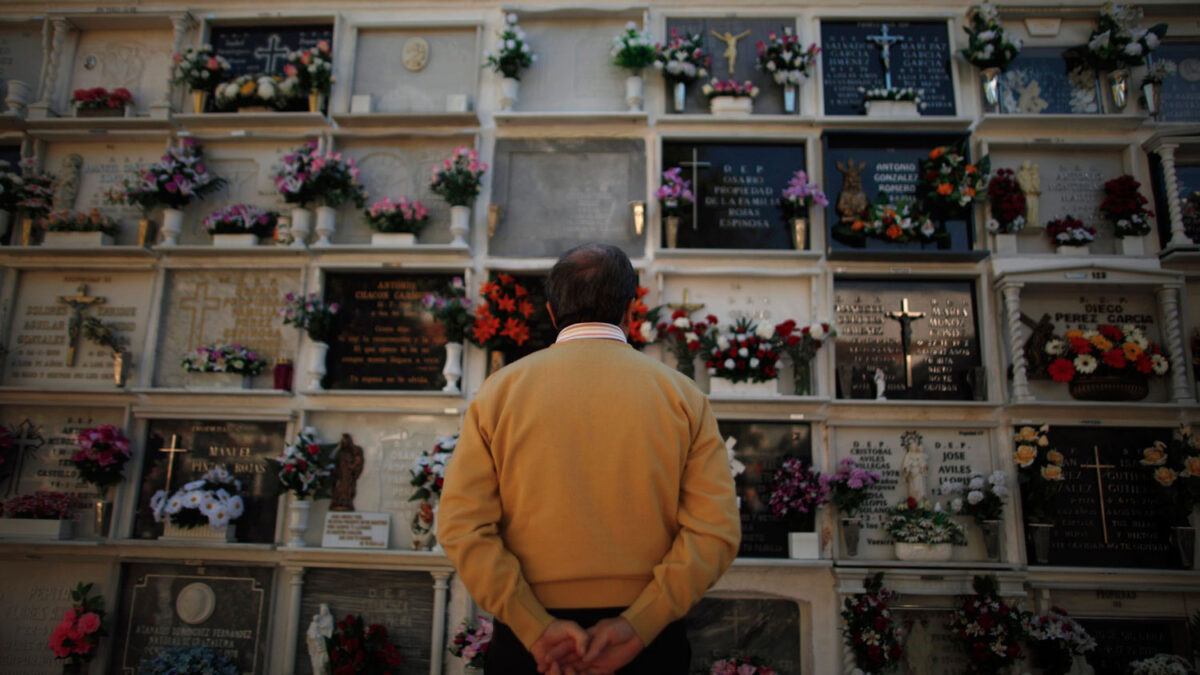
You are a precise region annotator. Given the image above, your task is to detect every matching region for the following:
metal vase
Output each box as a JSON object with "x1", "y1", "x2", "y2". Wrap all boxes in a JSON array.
[
  {"x1": 1028, "y1": 522, "x2": 1053, "y2": 564},
  {"x1": 841, "y1": 517, "x2": 861, "y2": 557},
  {"x1": 783, "y1": 84, "x2": 797, "y2": 113},
  {"x1": 1142, "y1": 81, "x2": 1161, "y2": 116},
  {"x1": 113, "y1": 351, "x2": 127, "y2": 387},
  {"x1": 487, "y1": 350, "x2": 507, "y2": 376},
  {"x1": 982, "y1": 519, "x2": 1001, "y2": 559},
  {"x1": 792, "y1": 217, "x2": 807, "y2": 250},
  {"x1": 1108, "y1": 68, "x2": 1130, "y2": 110},
  {"x1": 93, "y1": 499, "x2": 113, "y2": 537},
  {"x1": 665, "y1": 216, "x2": 680, "y2": 248},
  {"x1": 673, "y1": 81, "x2": 687, "y2": 113},
  {"x1": 1172, "y1": 526, "x2": 1195, "y2": 569},
  {"x1": 981, "y1": 67, "x2": 1001, "y2": 108},
  {"x1": 191, "y1": 90, "x2": 207, "y2": 114}
]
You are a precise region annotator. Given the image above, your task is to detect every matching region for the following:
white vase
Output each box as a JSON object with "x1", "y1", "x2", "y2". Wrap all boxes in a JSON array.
[
  {"x1": 1056, "y1": 244, "x2": 1087, "y2": 255},
  {"x1": 499, "y1": 77, "x2": 519, "y2": 111},
  {"x1": 787, "y1": 531, "x2": 819, "y2": 559},
  {"x1": 709, "y1": 96, "x2": 753, "y2": 116},
  {"x1": 314, "y1": 205, "x2": 337, "y2": 246},
  {"x1": 43, "y1": 231, "x2": 114, "y2": 247},
  {"x1": 449, "y1": 205, "x2": 470, "y2": 246},
  {"x1": 5, "y1": 79, "x2": 31, "y2": 117},
  {"x1": 625, "y1": 74, "x2": 644, "y2": 112},
  {"x1": 866, "y1": 100, "x2": 918, "y2": 117},
  {"x1": 442, "y1": 342, "x2": 464, "y2": 394},
  {"x1": 371, "y1": 232, "x2": 416, "y2": 246},
  {"x1": 992, "y1": 232, "x2": 1018, "y2": 255},
  {"x1": 0, "y1": 517, "x2": 73, "y2": 540},
  {"x1": 1117, "y1": 236, "x2": 1146, "y2": 256},
  {"x1": 708, "y1": 378, "x2": 777, "y2": 397},
  {"x1": 286, "y1": 498, "x2": 311, "y2": 547},
  {"x1": 162, "y1": 522, "x2": 236, "y2": 542},
  {"x1": 290, "y1": 207, "x2": 312, "y2": 248},
  {"x1": 159, "y1": 207, "x2": 184, "y2": 246},
  {"x1": 894, "y1": 541, "x2": 953, "y2": 562},
  {"x1": 308, "y1": 340, "x2": 329, "y2": 390},
  {"x1": 211, "y1": 233, "x2": 259, "y2": 247}
]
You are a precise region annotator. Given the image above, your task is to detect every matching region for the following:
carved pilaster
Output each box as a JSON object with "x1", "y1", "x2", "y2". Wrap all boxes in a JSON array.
[
  {"x1": 430, "y1": 571, "x2": 451, "y2": 675},
  {"x1": 280, "y1": 566, "x2": 306, "y2": 675},
  {"x1": 1002, "y1": 283, "x2": 1032, "y2": 402},
  {"x1": 163, "y1": 14, "x2": 195, "y2": 113},
  {"x1": 1156, "y1": 285, "x2": 1195, "y2": 403},
  {"x1": 1153, "y1": 143, "x2": 1193, "y2": 250},
  {"x1": 38, "y1": 18, "x2": 70, "y2": 112}
]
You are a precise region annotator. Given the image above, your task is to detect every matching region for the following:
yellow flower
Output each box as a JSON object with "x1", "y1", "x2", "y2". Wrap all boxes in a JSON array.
[
  {"x1": 1140, "y1": 441, "x2": 1168, "y2": 466},
  {"x1": 1155, "y1": 466, "x2": 1178, "y2": 487},
  {"x1": 1183, "y1": 456, "x2": 1200, "y2": 477},
  {"x1": 1016, "y1": 426, "x2": 1040, "y2": 443},
  {"x1": 1041, "y1": 464, "x2": 1064, "y2": 480},
  {"x1": 1090, "y1": 335, "x2": 1113, "y2": 351},
  {"x1": 1038, "y1": 434, "x2": 1049, "y2": 447},
  {"x1": 240, "y1": 81, "x2": 256, "y2": 95},
  {"x1": 1015, "y1": 444, "x2": 1037, "y2": 468},
  {"x1": 1064, "y1": 330, "x2": 1084, "y2": 340},
  {"x1": 1122, "y1": 342, "x2": 1143, "y2": 361},
  {"x1": 1047, "y1": 450, "x2": 1064, "y2": 466}
]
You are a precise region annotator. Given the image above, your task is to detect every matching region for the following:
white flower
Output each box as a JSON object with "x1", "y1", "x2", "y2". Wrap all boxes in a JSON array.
[
  {"x1": 977, "y1": 30, "x2": 996, "y2": 42},
  {"x1": 207, "y1": 505, "x2": 230, "y2": 528},
  {"x1": 684, "y1": 331, "x2": 698, "y2": 343},
  {"x1": 749, "y1": 358, "x2": 760, "y2": 368},
  {"x1": 717, "y1": 336, "x2": 730, "y2": 350},
  {"x1": 1145, "y1": 33, "x2": 1160, "y2": 50},
  {"x1": 1124, "y1": 42, "x2": 1143, "y2": 57},
  {"x1": 227, "y1": 495, "x2": 245, "y2": 519},
  {"x1": 166, "y1": 495, "x2": 184, "y2": 514},
  {"x1": 766, "y1": 61, "x2": 777, "y2": 72},
  {"x1": 933, "y1": 501, "x2": 944, "y2": 512},
  {"x1": 1074, "y1": 354, "x2": 1098, "y2": 374},
  {"x1": 625, "y1": 21, "x2": 637, "y2": 30},
  {"x1": 150, "y1": 491, "x2": 167, "y2": 513},
  {"x1": 1089, "y1": 30, "x2": 1111, "y2": 52},
  {"x1": 986, "y1": 218, "x2": 1000, "y2": 233},
  {"x1": 723, "y1": 358, "x2": 735, "y2": 369},
  {"x1": 673, "y1": 317, "x2": 690, "y2": 329},
  {"x1": 639, "y1": 321, "x2": 654, "y2": 342},
  {"x1": 944, "y1": 480, "x2": 963, "y2": 494},
  {"x1": 969, "y1": 476, "x2": 985, "y2": 490},
  {"x1": 993, "y1": 485, "x2": 1009, "y2": 498},
  {"x1": 1151, "y1": 354, "x2": 1169, "y2": 375},
  {"x1": 505, "y1": 39, "x2": 516, "y2": 50},
  {"x1": 988, "y1": 470, "x2": 1007, "y2": 485},
  {"x1": 809, "y1": 324, "x2": 826, "y2": 340},
  {"x1": 951, "y1": 498, "x2": 963, "y2": 512},
  {"x1": 506, "y1": 13, "x2": 518, "y2": 24},
  {"x1": 738, "y1": 347, "x2": 749, "y2": 358},
  {"x1": 967, "y1": 490, "x2": 985, "y2": 505},
  {"x1": 183, "y1": 479, "x2": 206, "y2": 491},
  {"x1": 521, "y1": 43, "x2": 531, "y2": 54},
  {"x1": 921, "y1": 220, "x2": 936, "y2": 236},
  {"x1": 754, "y1": 323, "x2": 774, "y2": 339}
]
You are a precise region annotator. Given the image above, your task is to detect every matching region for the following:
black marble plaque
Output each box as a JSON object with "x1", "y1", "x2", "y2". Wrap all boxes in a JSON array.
[
  {"x1": 833, "y1": 279, "x2": 981, "y2": 400},
  {"x1": 209, "y1": 25, "x2": 333, "y2": 77},
  {"x1": 718, "y1": 421, "x2": 812, "y2": 559},
  {"x1": 132, "y1": 419, "x2": 287, "y2": 544},
  {"x1": 111, "y1": 562, "x2": 273, "y2": 675},
  {"x1": 294, "y1": 568, "x2": 433, "y2": 675},
  {"x1": 0, "y1": 145, "x2": 19, "y2": 167},
  {"x1": 1074, "y1": 618, "x2": 1189, "y2": 675},
  {"x1": 686, "y1": 597, "x2": 801, "y2": 674},
  {"x1": 822, "y1": 132, "x2": 975, "y2": 255},
  {"x1": 663, "y1": 17, "x2": 801, "y2": 115},
  {"x1": 323, "y1": 272, "x2": 452, "y2": 391},
  {"x1": 820, "y1": 21, "x2": 955, "y2": 116},
  {"x1": 1156, "y1": 41, "x2": 1200, "y2": 123},
  {"x1": 998, "y1": 47, "x2": 1100, "y2": 115},
  {"x1": 1028, "y1": 425, "x2": 1178, "y2": 569},
  {"x1": 661, "y1": 141, "x2": 805, "y2": 249}
]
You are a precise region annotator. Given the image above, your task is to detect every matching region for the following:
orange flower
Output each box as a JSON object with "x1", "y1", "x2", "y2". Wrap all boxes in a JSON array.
[
  {"x1": 1122, "y1": 342, "x2": 1143, "y2": 361},
  {"x1": 1155, "y1": 466, "x2": 1178, "y2": 487},
  {"x1": 886, "y1": 224, "x2": 903, "y2": 239},
  {"x1": 1140, "y1": 442, "x2": 1167, "y2": 466},
  {"x1": 479, "y1": 281, "x2": 499, "y2": 298},
  {"x1": 1014, "y1": 444, "x2": 1037, "y2": 467},
  {"x1": 495, "y1": 295, "x2": 516, "y2": 313},
  {"x1": 472, "y1": 314, "x2": 500, "y2": 343},
  {"x1": 1016, "y1": 426, "x2": 1040, "y2": 443},
  {"x1": 1041, "y1": 464, "x2": 1064, "y2": 481},
  {"x1": 518, "y1": 299, "x2": 535, "y2": 319},
  {"x1": 1064, "y1": 329, "x2": 1084, "y2": 340},
  {"x1": 501, "y1": 317, "x2": 530, "y2": 345},
  {"x1": 936, "y1": 183, "x2": 953, "y2": 196},
  {"x1": 1046, "y1": 449, "x2": 1064, "y2": 466},
  {"x1": 1183, "y1": 456, "x2": 1200, "y2": 477},
  {"x1": 1090, "y1": 335, "x2": 1113, "y2": 351},
  {"x1": 965, "y1": 187, "x2": 976, "y2": 197},
  {"x1": 851, "y1": 220, "x2": 865, "y2": 231},
  {"x1": 497, "y1": 273, "x2": 515, "y2": 285},
  {"x1": 965, "y1": 164, "x2": 978, "y2": 174},
  {"x1": 929, "y1": 147, "x2": 945, "y2": 159},
  {"x1": 636, "y1": 286, "x2": 649, "y2": 298},
  {"x1": 513, "y1": 283, "x2": 528, "y2": 298}
]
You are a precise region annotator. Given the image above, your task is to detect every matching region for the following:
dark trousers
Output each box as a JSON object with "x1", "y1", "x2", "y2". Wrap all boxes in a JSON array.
[{"x1": 486, "y1": 608, "x2": 690, "y2": 675}]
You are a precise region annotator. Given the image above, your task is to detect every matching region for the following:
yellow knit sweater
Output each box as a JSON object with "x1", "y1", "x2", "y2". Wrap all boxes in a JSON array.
[{"x1": 437, "y1": 338, "x2": 741, "y2": 649}]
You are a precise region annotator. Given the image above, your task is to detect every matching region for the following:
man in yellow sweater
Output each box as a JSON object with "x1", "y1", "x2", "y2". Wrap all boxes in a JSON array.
[{"x1": 438, "y1": 243, "x2": 741, "y2": 675}]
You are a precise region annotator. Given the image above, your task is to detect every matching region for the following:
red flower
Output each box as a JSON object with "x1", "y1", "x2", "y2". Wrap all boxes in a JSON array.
[
  {"x1": 1103, "y1": 349, "x2": 1126, "y2": 369},
  {"x1": 496, "y1": 273, "x2": 514, "y2": 285},
  {"x1": 1136, "y1": 354, "x2": 1153, "y2": 374},
  {"x1": 1098, "y1": 324, "x2": 1122, "y2": 341},
  {"x1": 518, "y1": 299, "x2": 535, "y2": 319},
  {"x1": 472, "y1": 313, "x2": 500, "y2": 343},
  {"x1": 495, "y1": 295, "x2": 516, "y2": 313},
  {"x1": 1048, "y1": 358, "x2": 1076, "y2": 382},
  {"x1": 1068, "y1": 337, "x2": 1092, "y2": 354},
  {"x1": 501, "y1": 317, "x2": 530, "y2": 346},
  {"x1": 906, "y1": 497, "x2": 917, "y2": 508}
]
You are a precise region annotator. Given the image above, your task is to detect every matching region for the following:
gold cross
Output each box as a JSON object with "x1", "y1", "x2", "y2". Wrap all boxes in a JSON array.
[
  {"x1": 1080, "y1": 446, "x2": 1115, "y2": 544},
  {"x1": 56, "y1": 283, "x2": 105, "y2": 367},
  {"x1": 667, "y1": 288, "x2": 705, "y2": 314},
  {"x1": 159, "y1": 434, "x2": 189, "y2": 495},
  {"x1": 178, "y1": 281, "x2": 223, "y2": 350}
]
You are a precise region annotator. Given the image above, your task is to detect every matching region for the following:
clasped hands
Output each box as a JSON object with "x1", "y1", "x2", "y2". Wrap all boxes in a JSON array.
[{"x1": 529, "y1": 617, "x2": 645, "y2": 675}]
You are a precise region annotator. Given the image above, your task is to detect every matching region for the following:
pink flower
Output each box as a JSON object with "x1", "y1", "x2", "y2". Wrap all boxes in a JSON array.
[
  {"x1": 49, "y1": 627, "x2": 71, "y2": 657},
  {"x1": 285, "y1": 64, "x2": 298, "y2": 77}
]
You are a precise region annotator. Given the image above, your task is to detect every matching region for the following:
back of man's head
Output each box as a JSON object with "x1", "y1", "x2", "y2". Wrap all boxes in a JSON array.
[{"x1": 546, "y1": 244, "x2": 637, "y2": 329}]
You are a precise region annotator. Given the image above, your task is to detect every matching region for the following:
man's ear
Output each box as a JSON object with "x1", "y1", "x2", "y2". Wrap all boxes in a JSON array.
[{"x1": 546, "y1": 301, "x2": 558, "y2": 330}]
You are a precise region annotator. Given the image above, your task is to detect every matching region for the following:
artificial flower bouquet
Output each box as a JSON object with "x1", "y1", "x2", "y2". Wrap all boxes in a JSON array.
[
  {"x1": 1140, "y1": 425, "x2": 1200, "y2": 526},
  {"x1": 274, "y1": 141, "x2": 367, "y2": 209},
  {"x1": 16, "y1": 158, "x2": 56, "y2": 220},
  {"x1": 755, "y1": 28, "x2": 820, "y2": 86},
  {"x1": 885, "y1": 497, "x2": 967, "y2": 544},
  {"x1": 611, "y1": 22, "x2": 656, "y2": 72},
  {"x1": 701, "y1": 79, "x2": 760, "y2": 100},
  {"x1": 69, "y1": 425, "x2": 133, "y2": 489},
  {"x1": 656, "y1": 309, "x2": 716, "y2": 378},
  {"x1": 709, "y1": 656, "x2": 776, "y2": 675},
  {"x1": 985, "y1": 168, "x2": 1027, "y2": 234},
  {"x1": 704, "y1": 318, "x2": 781, "y2": 383},
  {"x1": 840, "y1": 572, "x2": 904, "y2": 673},
  {"x1": 820, "y1": 457, "x2": 882, "y2": 518},
  {"x1": 655, "y1": 167, "x2": 695, "y2": 219},
  {"x1": 469, "y1": 273, "x2": 534, "y2": 351},
  {"x1": 1026, "y1": 606, "x2": 1097, "y2": 675},
  {"x1": 1143, "y1": 59, "x2": 1177, "y2": 85},
  {"x1": 1046, "y1": 215, "x2": 1096, "y2": 247},
  {"x1": 269, "y1": 427, "x2": 338, "y2": 500},
  {"x1": 1101, "y1": 174, "x2": 1153, "y2": 238},
  {"x1": 181, "y1": 343, "x2": 268, "y2": 376},
  {"x1": 1044, "y1": 323, "x2": 1169, "y2": 384},
  {"x1": 49, "y1": 582, "x2": 106, "y2": 669},
  {"x1": 948, "y1": 575, "x2": 1027, "y2": 673},
  {"x1": 430, "y1": 147, "x2": 488, "y2": 207},
  {"x1": 364, "y1": 197, "x2": 429, "y2": 235},
  {"x1": 201, "y1": 204, "x2": 278, "y2": 238},
  {"x1": 1128, "y1": 654, "x2": 1196, "y2": 675},
  {"x1": 422, "y1": 277, "x2": 474, "y2": 343},
  {"x1": 1013, "y1": 424, "x2": 1063, "y2": 524},
  {"x1": 285, "y1": 40, "x2": 334, "y2": 96},
  {"x1": 768, "y1": 458, "x2": 828, "y2": 520},
  {"x1": 40, "y1": 209, "x2": 119, "y2": 236},
  {"x1": 1067, "y1": 2, "x2": 1167, "y2": 72},
  {"x1": 171, "y1": 45, "x2": 231, "y2": 93},
  {"x1": 628, "y1": 286, "x2": 654, "y2": 348},
  {"x1": 1, "y1": 491, "x2": 79, "y2": 519},
  {"x1": 0, "y1": 159, "x2": 24, "y2": 212},
  {"x1": 410, "y1": 435, "x2": 456, "y2": 502},
  {"x1": 281, "y1": 291, "x2": 340, "y2": 343},
  {"x1": 778, "y1": 170, "x2": 828, "y2": 221},
  {"x1": 946, "y1": 470, "x2": 1009, "y2": 524},
  {"x1": 139, "y1": 645, "x2": 238, "y2": 675},
  {"x1": 861, "y1": 85, "x2": 925, "y2": 110},
  {"x1": 836, "y1": 196, "x2": 941, "y2": 245},
  {"x1": 484, "y1": 13, "x2": 536, "y2": 79},
  {"x1": 959, "y1": 2, "x2": 1023, "y2": 71},
  {"x1": 917, "y1": 145, "x2": 990, "y2": 218},
  {"x1": 654, "y1": 29, "x2": 710, "y2": 83},
  {"x1": 772, "y1": 319, "x2": 835, "y2": 395},
  {"x1": 326, "y1": 613, "x2": 404, "y2": 673},
  {"x1": 449, "y1": 616, "x2": 492, "y2": 669},
  {"x1": 72, "y1": 86, "x2": 132, "y2": 111},
  {"x1": 150, "y1": 465, "x2": 245, "y2": 531},
  {"x1": 214, "y1": 73, "x2": 299, "y2": 111},
  {"x1": 106, "y1": 139, "x2": 226, "y2": 212}
]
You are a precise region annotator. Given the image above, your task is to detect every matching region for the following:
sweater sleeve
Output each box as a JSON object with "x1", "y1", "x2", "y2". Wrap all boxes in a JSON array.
[
  {"x1": 620, "y1": 394, "x2": 741, "y2": 645},
  {"x1": 436, "y1": 397, "x2": 555, "y2": 650}
]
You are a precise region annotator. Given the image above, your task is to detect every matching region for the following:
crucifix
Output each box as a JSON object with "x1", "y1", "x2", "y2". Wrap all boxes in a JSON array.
[
  {"x1": 1081, "y1": 446, "x2": 1115, "y2": 544},
  {"x1": 886, "y1": 298, "x2": 926, "y2": 389},
  {"x1": 678, "y1": 148, "x2": 711, "y2": 229},
  {"x1": 866, "y1": 24, "x2": 905, "y2": 90},
  {"x1": 56, "y1": 284, "x2": 105, "y2": 367},
  {"x1": 667, "y1": 288, "x2": 705, "y2": 314},
  {"x1": 254, "y1": 33, "x2": 291, "y2": 72},
  {"x1": 179, "y1": 282, "x2": 223, "y2": 350},
  {"x1": 159, "y1": 434, "x2": 189, "y2": 495},
  {"x1": 5, "y1": 419, "x2": 45, "y2": 497},
  {"x1": 710, "y1": 29, "x2": 751, "y2": 75}
]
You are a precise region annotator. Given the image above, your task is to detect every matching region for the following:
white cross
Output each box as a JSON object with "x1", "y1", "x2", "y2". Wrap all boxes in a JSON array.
[
  {"x1": 6, "y1": 419, "x2": 45, "y2": 497},
  {"x1": 254, "y1": 34, "x2": 291, "y2": 73},
  {"x1": 867, "y1": 24, "x2": 905, "y2": 90}
]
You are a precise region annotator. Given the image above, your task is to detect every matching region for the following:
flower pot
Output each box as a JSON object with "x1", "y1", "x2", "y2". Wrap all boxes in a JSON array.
[
  {"x1": 75, "y1": 105, "x2": 125, "y2": 118},
  {"x1": 241, "y1": 374, "x2": 253, "y2": 389},
  {"x1": 672, "y1": 81, "x2": 687, "y2": 113},
  {"x1": 1117, "y1": 236, "x2": 1146, "y2": 256},
  {"x1": 783, "y1": 83, "x2": 798, "y2": 113},
  {"x1": 982, "y1": 519, "x2": 1001, "y2": 560},
  {"x1": 137, "y1": 218, "x2": 156, "y2": 247},
  {"x1": 709, "y1": 95, "x2": 753, "y2": 116},
  {"x1": 487, "y1": 350, "x2": 507, "y2": 376},
  {"x1": 866, "y1": 100, "x2": 918, "y2": 117},
  {"x1": 708, "y1": 378, "x2": 777, "y2": 397},
  {"x1": 442, "y1": 342, "x2": 464, "y2": 394},
  {"x1": 1027, "y1": 522, "x2": 1053, "y2": 564},
  {"x1": 792, "y1": 358, "x2": 812, "y2": 396},
  {"x1": 841, "y1": 517, "x2": 861, "y2": 557},
  {"x1": 161, "y1": 521, "x2": 236, "y2": 542},
  {"x1": 43, "y1": 231, "x2": 113, "y2": 247},
  {"x1": 625, "y1": 74, "x2": 644, "y2": 112},
  {"x1": 1143, "y1": 81, "x2": 1162, "y2": 116},
  {"x1": 1172, "y1": 526, "x2": 1195, "y2": 569},
  {"x1": 894, "y1": 541, "x2": 953, "y2": 562},
  {"x1": 371, "y1": 232, "x2": 416, "y2": 246},
  {"x1": 308, "y1": 340, "x2": 329, "y2": 390},
  {"x1": 286, "y1": 498, "x2": 311, "y2": 547},
  {"x1": 664, "y1": 215, "x2": 680, "y2": 248},
  {"x1": 449, "y1": 205, "x2": 470, "y2": 246},
  {"x1": 1068, "y1": 376, "x2": 1149, "y2": 402},
  {"x1": 1055, "y1": 244, "x2": 1087, "y2": 255},
  {"x1": 499, "y1": 77, "x2": 519, "y2": 111},
  {"x1": 237, "y1": 106, "x2": 270, "y2": 113},
  {"x1": 211, "y1": 233, "x2": 259, "y2": 247},
  {"x1": 290, "y1": 207, "x2": 312, "y2": 248},
  {"x1": 5, "y1": 79, "x2": 31, "y2": 117},
  {"x1": 113, "y1": 351, "x2": 128, "y2": 387},
  {"x1": 185, "y1": 372, "x2": 243, "y2": 389},
  {"x1": 980, "y1": 67, "x2": 1001, "y2": 107},
  {"x1": 160, "y1": 207, "x2": 184, "y2": 246},
  {"x1": 308, "y1": 92, "x2": 325, "y2": 114},
  {"x1": 787, "y1": 531, "x2": 819, "y2": 559},
  {"x1": 0, "y1": 517, "x2": 74, "y2": 539},
  {"x1": 191, "y1": 90, "x2": 207, "y2": 114},
  {"x1": 992, "y1": 232, "x2": 1018, "y2": 255},
  {"x1": 1107, "y1": 68, "x2": 1130, "y2": 110},
  {"x1": 314, "y1": 205, "x2": 337, "y2": 246},
  {"x1": 792, "y1": 217, "x2": 807, "y2": 250},
  {"x1": 93, "y1": 499, "x2": 113, "y2": 537}
]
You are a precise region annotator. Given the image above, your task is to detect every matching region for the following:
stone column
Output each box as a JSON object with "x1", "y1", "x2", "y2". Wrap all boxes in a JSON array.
[
  {"x1": 280, "y1": 566, "x2": 306, "y2": 675},
  {"x1": 1150, "y1": 142, "x2": 1193, "y2": 250},
  {"x1": 30, "y1": 18, "x2": 70, "y2": 118},
  {"x1": 1001, "y1": 282, "x2": 1032, "y2": 402},
  {"x1": 430, "y1": 570, "x2": 451, "y2": 675},
  {"x1": 157, "y1": 14, "x2": 195, "y2": 118},
  {"x1": 1156, "y1": 285, "x2": 1195, "y2": 403}
]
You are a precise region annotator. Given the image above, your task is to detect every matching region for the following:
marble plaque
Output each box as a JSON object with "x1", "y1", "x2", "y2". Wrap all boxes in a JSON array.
[
  {"x1": 989, "y1": 149, "x2": 1123, "y2": 243},
  {"x1": 508, "y1": 17, "x2": 630, "y2": 112},
  {"x1": 67, "y1": 29, "x2": 173, "y2": 116},
  {"x1": 1075, "y1": 618, "x2": 1189, "y2": 675},
  {"x1": 0, "y1": 24, "x2": 43, "y2": 104},
  {"x1": 893, "y1": 610, "x2": 974, "y2": 675},
  {"x1": 661, "y1": 276, "x2": 813, "y2": 328},
  {"x1": 3, "y1": 270, "x2": 153, "y2": 390},
  {"x1": 999, "y1": 47, "x2": 1100, "y2": 115},
  {"x1": 153, "y1": 269, "x2": 300, "y2": 388},
  {"x1": 821, "y1": 21, "x2": 956, "y2": 116},
  {"x1": 1156, "y1": 40, "x2": 1200, "y2": 123},
  {"x1": 131, "y1": 419, "x2": 287, "y2": 544},
  {"x1": 180, "y1": 140, "x2": 290, "y2": 245},
  {"x1": 833, "y1": 426, "x2": 992, "y2": 560},
  {"x1": 664, "y1": 18, "x2": 800, "y2": 115},
  {"x1": 686, "y1": 597, "x2": 801, "y2": 674},
  {"x1": 719, "y1": 421, "x2": 812, "y2": 559},
  {"x1": 112, "y1": 562, "x2": 273, "y2": 674},
  {"x1": 42, "y1": 141, "x2": 167, "y2": 239},
  {"x1": 210, "y1": 25, "x2": 332, "y2": 77},
  {"x1": 353, "y1": 28, "x2": 476, "y2": 113},
  {"x1": 294, "y1": 568, "x2": 434, "y2": 675},
  {"x1": 0, "y1": 561, "x2": 110, "y2": 675},
  {"x1": 490, "y1": 138, "x2": 645, "y2": 258}
]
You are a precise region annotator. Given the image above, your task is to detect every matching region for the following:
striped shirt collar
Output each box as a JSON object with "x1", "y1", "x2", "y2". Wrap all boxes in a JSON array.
[{"x1": 555, "y1": 322, "x2": 628, "y2": 344}]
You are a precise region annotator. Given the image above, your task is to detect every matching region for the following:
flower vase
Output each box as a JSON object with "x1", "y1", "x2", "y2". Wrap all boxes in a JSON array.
[
  {"x1": 980, "y1": 67, "x2": 1001, "y2": 108},
  {"x1": 664, "y1": 216, "x2": 680, "y2": 248},
  {"x1": 43, "y1": 231, "x2": 113, "y2": 247},
  {"x1": 981, "y1": 519, "x2": 1001, "y2": 560},
  {"x1": 710, "y1": 96, "x2": 752, "y2": 116},
  {"x1": 787, "y1": 531, "x2": 819, "y2": 559},
  {"x1": 672, "y1": 81, "x2": 687, "y2": 112},
  {"x1": 792, "y1": 358, "x2": 812, "y2": 396},
  {"x1": 1067, "y1": 375, "x2": 1148, "y2": 402},
  {"x1": 314, "y1": 205, "x2": 337, "y2": 246},
  {"x1": 159, "y1": 208, "x2": 184, "y2": 246},
  {"x1": 161, "y1": 522, "x2": 236, "y2": 542},
  {"x1": 113, "y1": 351, "x2": 127, "y2": 387},
  {"x1": 1107, "y1": 69, "x2": 1130, "y2": 110},
  {"x1": 192, "y1": 90, "x2": 207, "y2": 114},
  {"x1": 708, "y1": 378, "x2": 777, "y2": 397},
  {"x1": 4, "y1": 79, "x2": 31, "y2": 118},
  {"x1": 894, "y1": 541, "x2": 953, "y2": 562},
  {"x1": 1027, "y1": 522, "x2": 1053, "y2": 564},
  {"x1": 783, "y1": 84, "x2": 797, "y2": 114},
  {"x1": 308, "y1": 341, "x2": 329, "y2": 390},
  {"x1": 94, "y1": 499, "x2": 113, "y2": 537},
  {"x1": 1056, "y1": 244, "x2": 1086, "y2": 255},
  {"x1": 290, "y1": 207, "x2": 312, "y2": 248},
  {"x1": 411, "y1": 498, "x2": 435, "y2": 550},
  {"x1": 449, "y1": 205, "x2": 471, "y2": 246},
  {"x1": 992, "y1": 232, "x2": 1018, "y2": 255},
  {"x1": 0, "y1": 518, "x2": 74, "y2": 539},
  {"x1": 287, "y1": 498, "x2": 311, "y2": 547},
  {"x1": 487, "y1": 350, "x2": 507, "y2": 376},
  {"x1": 1143, "y1": 81, "x2": 1162, "y2": 116},
  {"x1": 499, "y1": 77, "x2": 519, "y2": 111},
  {"x1": 241, "y1": 374, "x2": 253, "y2": 389},
  {"x1": 1117, "y1": 236, "x2": 1146, "y2": 256},
  {"x1": 442, "y1": 342, "x2": 463, "y2": 394},
  {"x1": 841, "y1": 517, "x2": 861, "y2": 557},
  {"x1": 625, "y1": 74, "x2": 644, "y2": 112},
  {"x1": 137, "y1": 218, "x2": 156, "y2": 247},
  {"x1": 308, "y1": 92, "x2": 325, "y2": 114},
  {"x1": 371, "y1": 232, "x2": 415, "y2": 246},
  {"x1": 212, "y1": 233, "x2": 259, "y2": 247},
  {"x1": 866, "y1": 100, "x2": 918, "y2": 117},
  {"x1": 792, "y1": 217, "x2": 807, "y2": 250},
  {"x1": 1172, "y1": 525, "x2": 1195, "y2": 569}
]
